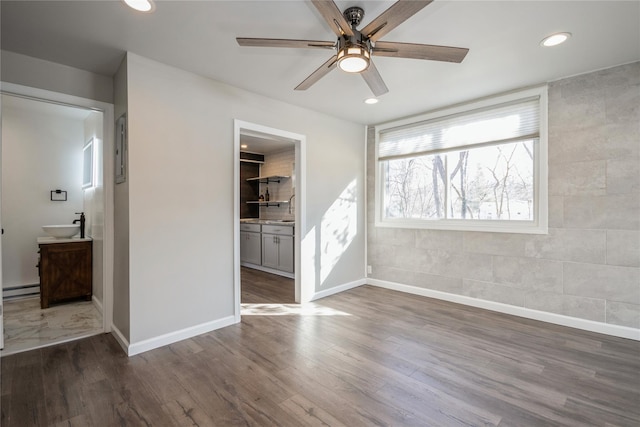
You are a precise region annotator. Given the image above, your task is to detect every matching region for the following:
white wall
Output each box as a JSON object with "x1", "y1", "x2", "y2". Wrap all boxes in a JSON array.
[
  {"x1": 125, "y1": 53, "x2": 365, "y2": 345},
  {"x1": 1, "y1": 50, "x2": 113, "y2": 104},
  {"x1": 1, "y1": 96, "x2": 84, "y2": 289},
  {"x1": 1, "y1": 52, "x2": 113, "y2": 310}
]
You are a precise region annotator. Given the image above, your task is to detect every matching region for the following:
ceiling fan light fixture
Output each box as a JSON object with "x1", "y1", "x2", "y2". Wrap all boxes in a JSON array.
[
  {"x1": 123, "y1": 0, "x2": 155, "y2": 12},
  {"x1": 541, "y1": 32, "x2": 571, "y2": 47},
  {"x1": 337, "y1": 44, "x2": 370, "y2": 73},
  {"x1": 237, "y1": 0, "x2": 468, "y2": 96}
]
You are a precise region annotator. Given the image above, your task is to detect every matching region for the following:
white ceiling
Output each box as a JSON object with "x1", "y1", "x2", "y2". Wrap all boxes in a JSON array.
[
  {"x1": 2, "y1": 1, "x2": 639, "y2": 125},
  {"x1": 240, "y1": 131, "x2": 296, "y2": 154}
]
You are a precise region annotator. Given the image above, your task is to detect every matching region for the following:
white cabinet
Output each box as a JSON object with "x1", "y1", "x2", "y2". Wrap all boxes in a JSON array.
[
  {"x1": 240, "y1": 222, "x2": 294, "y2": 276},
  {"x1": 240, "y1": 232, "x2": 261, "y2": 265},
  {"x1": 261, "y1": 225, "x2": 294, "y2": 273},
  {"x1": 278, "y1": 235, "x2": 294, "y2": 272},
  {"x1": 240, "y1": 223, "x2": 261, "y2": 265}
]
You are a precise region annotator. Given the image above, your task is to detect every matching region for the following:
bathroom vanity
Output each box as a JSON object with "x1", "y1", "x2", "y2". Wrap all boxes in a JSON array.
[{"x1": 37, "y1": 237, "x2": 92, "y2": 309}]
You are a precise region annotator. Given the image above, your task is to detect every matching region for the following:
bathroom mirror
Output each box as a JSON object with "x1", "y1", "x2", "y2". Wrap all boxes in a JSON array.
[{"x1": 82, "y1": 138, "x2": 94, "y2": 189}]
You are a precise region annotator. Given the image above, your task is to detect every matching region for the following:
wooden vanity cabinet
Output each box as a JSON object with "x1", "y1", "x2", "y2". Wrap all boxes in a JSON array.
[{"x1": 38, "y1": 241, "x2": 92, "y2": 309}]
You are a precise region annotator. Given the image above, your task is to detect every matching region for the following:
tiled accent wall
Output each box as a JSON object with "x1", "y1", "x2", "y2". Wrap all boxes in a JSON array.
[
  {"x1": 259, "y1": 148, "x2": 295, "y2": 220},
  {"x1": 367, "y1": 62, "x2": 640, "y2": 330}
]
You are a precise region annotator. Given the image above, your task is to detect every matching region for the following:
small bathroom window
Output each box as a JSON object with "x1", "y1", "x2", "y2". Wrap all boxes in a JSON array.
[{"x1": 82, "y1": 138, "x2": 94, "y2": 189}]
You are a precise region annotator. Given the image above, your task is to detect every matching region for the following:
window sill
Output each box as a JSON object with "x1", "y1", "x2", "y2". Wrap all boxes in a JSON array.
[{"x1": 375, "y1": 219, "x2": 548, "y2": 235}]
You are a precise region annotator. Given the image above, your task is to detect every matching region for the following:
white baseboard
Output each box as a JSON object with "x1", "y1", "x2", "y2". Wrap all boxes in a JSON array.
[
  {"x1": 110, "y1": 324, "x2": 130, "y2": 355},
  {"x1": 92, "y1": 295, "x2": 103, "y2": 315},
  {"x1": 126, "y1": 315, "x2": 238, "y2": 356},
  {"x1": 311, "y1": 278, "x2": 366, "y2": 301},
  {"x1": 368, "y1": 278, "x2": 640, "y2": 341}
]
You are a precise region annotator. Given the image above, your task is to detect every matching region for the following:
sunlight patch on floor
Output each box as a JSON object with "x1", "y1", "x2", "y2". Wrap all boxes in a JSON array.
[{"x1": 241, "y1": 303, "x2": 352, "y2": 316}]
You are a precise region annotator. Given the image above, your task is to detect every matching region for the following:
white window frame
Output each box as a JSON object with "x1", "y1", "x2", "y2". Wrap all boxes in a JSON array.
[{"x1": 374, "y1": 86, "x2": 548, "y2": 234}]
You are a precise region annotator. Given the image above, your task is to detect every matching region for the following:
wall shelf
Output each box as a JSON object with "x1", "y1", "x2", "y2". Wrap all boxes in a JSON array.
[
  {"x1": 246, "y1": 175, "x2": 290, "y2": 184},
  {"x1": 246, "y1": 201, "x2": 289, "y2": 208}
]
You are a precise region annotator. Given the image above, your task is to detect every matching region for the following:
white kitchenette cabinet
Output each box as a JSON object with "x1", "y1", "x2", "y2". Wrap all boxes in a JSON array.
[
  {"x1": 240, "y1": 223, "x2": 262, "y2": 265},
  {"x1": 261, "y1": 224, "x2": 294, "y2": 273}
]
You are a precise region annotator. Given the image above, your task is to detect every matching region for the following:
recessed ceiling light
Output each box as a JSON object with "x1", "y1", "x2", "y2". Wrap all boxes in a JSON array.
[
  {"x1": 240, "y1": 144, "x2": 248, "y2": 149},
  {"x1": 364, "y1": 98, "x2": 379, "y2": 105},
  {"x1": 123, "y1": 0, "x2": 155, "y2": 12},
  {"x1": 541, "y1": 32, "x2": 571, "y2": 47}
]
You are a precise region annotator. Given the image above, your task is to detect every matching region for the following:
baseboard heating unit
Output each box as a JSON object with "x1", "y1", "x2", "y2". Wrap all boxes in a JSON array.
[{"x1": 3, "y1": 284, "x2": 40, "y2": 300}]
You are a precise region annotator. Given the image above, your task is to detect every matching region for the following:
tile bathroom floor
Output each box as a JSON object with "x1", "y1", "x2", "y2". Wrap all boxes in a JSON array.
[{"x1": 1, "y1": 297, "x2": 102, "y2": 356}]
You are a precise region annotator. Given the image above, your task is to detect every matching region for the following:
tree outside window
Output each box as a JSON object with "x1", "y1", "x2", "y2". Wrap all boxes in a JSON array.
[
  {"x1": 376, "y1": 87, "x2": 546, "y2": 232},
  {"x1": 383, "y1": 140, "x2": 534, "y2": 222}
]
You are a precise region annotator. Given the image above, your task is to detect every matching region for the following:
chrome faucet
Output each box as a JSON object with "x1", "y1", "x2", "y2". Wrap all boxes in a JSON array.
[{"x1": 288, "y1": 194, "x2": 295, "y2": 215}]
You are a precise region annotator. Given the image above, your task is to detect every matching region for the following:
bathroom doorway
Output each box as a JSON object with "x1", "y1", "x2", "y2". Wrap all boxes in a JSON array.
[
  {"x1": 0, "y1": 85, "x2": 114, "y2": 356},
  {"x1": 233, "y1": 120, "x2": 307, "y2": 320}
]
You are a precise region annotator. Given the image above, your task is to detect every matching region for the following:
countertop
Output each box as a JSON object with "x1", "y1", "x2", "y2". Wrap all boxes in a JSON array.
[
  {"x1": 37, "y1": 237, "x2": 93, "y2": 244},
  {"x1": 240, "y1": 219, "x2": 295, "y2": 227}
]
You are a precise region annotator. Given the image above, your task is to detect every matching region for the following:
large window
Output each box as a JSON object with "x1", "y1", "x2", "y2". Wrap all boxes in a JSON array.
[{"x1": 376, "y1": 87, "x2": 547, "y2": 233}]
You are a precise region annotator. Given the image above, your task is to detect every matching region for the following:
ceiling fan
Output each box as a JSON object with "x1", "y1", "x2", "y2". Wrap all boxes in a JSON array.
[{"x1": 237, "y1": 0, "x2": 469, "y2": 97}]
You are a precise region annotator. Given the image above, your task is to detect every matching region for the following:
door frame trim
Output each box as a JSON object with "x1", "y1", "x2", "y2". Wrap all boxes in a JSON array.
[
  {"x1": 0, "y1": 81, "x2": 115, "y2": 337},
  {"x1": 233, "y1": 120, "x2": 307, "y2": 322}
]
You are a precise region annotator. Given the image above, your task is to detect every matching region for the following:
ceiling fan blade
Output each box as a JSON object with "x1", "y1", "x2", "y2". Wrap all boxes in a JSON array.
[
  {"x1": 311, "y1": 0, "x2": 354, "y2": 37},
  {"x1": 237, "y1": 38, "x2": 335, "y2": 49},
  {"x1": 373, "y1": 41, "x2": 469, "y2": 63},
  {"x1": 361, "y1": 61, "x2": 389, "y2": 97},
  {"x1": 295, "y1": 56, "x2": 338, "y2": 91},
  {"x1": 362, "y1": 0, "x2": 433, "y2": 42}
]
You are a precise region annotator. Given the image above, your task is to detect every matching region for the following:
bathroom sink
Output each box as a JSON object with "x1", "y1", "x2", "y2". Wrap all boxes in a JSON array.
[{"x1": 42, "y1": 225, "x2": 80, "y2": 238}]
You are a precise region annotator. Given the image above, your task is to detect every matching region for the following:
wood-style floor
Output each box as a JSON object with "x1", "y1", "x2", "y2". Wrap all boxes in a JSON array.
[
  {"x1": 241, "y1": 266, "x2": 295, "y2": 304},
  {"x1": 2, "y1": 268, "x2": 639, "y2": 426}
]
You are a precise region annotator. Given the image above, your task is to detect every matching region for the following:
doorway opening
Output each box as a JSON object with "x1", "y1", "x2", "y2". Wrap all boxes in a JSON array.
[
  {"x1": 0, "y1": 85, "x2": 114, "y2": 356},
  {"x1": 233, "y1": 120, "x2": 307, "y2": 320}
]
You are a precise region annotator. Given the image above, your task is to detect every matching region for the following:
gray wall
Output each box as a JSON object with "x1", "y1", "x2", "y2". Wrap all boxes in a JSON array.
[
  {"x1": 1, "y1": 49, "x2": 366, "y2": 352},
  {"x1": 125, "y1": 53, "x2": 365, "y2": 345},
  {"x1": 367, "y1": 62, "x2": 639, "y2": 331},
  {"x1": 112, "y1": 55, "x2": 130, "y2": 341}
]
